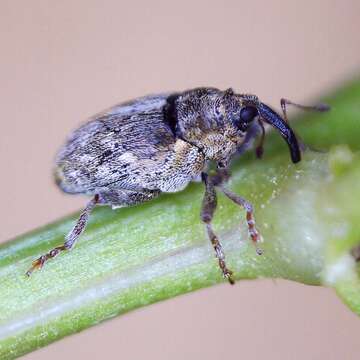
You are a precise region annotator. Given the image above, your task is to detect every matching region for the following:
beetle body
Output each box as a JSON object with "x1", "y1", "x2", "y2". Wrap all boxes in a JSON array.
[
  {"x1": 54, "y1": 88, "x2": 299, "y2": 207},
  {"x1": 54, "y1": 93, "x2": 204, "y2": 202},
  {"x1": 27, "y1": 87, "x2": 327, "y2": 283}
]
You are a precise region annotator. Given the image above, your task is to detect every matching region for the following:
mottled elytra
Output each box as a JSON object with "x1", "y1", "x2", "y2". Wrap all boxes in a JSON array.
[{"x1": 26, "y1": 87, "x2": 330, "y2": 284}]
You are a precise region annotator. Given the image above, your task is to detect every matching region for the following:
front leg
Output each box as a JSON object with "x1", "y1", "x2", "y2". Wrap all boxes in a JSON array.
[
  {"x1": 220, "y1": 186, "x2": 263, "y2": 255},
  {"x1": 201, "y1": 172, "x2": 234, "y2": 285},
  {"x1": 214, "y1": 164, "x2": 263, "y2": 254},
  {"x1": 201, "y1": 166, "x2": 263, "y2": 284}
]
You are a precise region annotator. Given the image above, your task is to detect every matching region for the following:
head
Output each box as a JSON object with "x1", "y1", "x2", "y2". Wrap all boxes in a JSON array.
[
  {"x1": 173, "y1": 87, "x2": 301, "y2": 164},
  {"x1": 223, "y1": 89, "x2": 301, "y2": 163}
]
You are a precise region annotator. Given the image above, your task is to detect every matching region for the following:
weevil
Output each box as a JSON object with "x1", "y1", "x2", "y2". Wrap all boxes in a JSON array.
[{"x1": 26, "y1": 87, "x2": 329, "y2": 283}]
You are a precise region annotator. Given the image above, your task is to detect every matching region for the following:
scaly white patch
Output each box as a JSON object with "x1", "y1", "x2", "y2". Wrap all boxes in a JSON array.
[{"x1": 324, "y1": 254, "x2": 355, "y2": 286}]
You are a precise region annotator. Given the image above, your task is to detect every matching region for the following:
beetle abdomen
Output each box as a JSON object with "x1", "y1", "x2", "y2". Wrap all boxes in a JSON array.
[{"x1": 53, "y1": 93, "x2": 205, "y2": 195}]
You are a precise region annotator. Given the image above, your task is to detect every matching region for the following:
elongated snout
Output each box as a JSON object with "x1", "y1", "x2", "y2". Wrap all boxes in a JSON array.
[{"x1": 257, "y1": 103, "x2": 301, "y2": 163}]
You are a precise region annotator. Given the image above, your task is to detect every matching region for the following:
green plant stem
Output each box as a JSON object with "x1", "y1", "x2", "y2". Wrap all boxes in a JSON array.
[{"x1": 1, "y1": 79, "x2": 360, "y2": 359}]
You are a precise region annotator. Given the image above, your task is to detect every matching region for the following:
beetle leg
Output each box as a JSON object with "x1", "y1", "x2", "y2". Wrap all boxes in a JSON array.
[
  {"x1": 201, "y1": 173, "x2": 234, "y2": 285},
  {"x1": 280, "y1": 98, "x2": 330, "y2": 123},
  {"x1": 280, "y1": 98, "x2": 330, "y2": 153},
  {"x1": 236, "y1": 121, "x2": 261, "y2": 157},
  {"x1": 351, "y1": 244, "x2": 360, "y2": 262},
  {"x1": 236, "y1": 120, "x2": 266, "y2": 159},
  {"x1": 26, "y1": 194, "x2": 99, "y2": 276},
  {"x1": 255, "y1": 120, "x2": 266, "y2": 159},
  {"x1": 220, "y1": 186, "x2": 263, "y2": 255}
]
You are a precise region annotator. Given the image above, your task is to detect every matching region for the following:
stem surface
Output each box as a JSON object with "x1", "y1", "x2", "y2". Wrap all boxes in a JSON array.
[{"x1": 1, "y1": 80, "x2": 360, "y2": 359}]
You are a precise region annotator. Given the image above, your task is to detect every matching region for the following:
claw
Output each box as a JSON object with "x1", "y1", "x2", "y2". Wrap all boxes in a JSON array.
[
  {"x1": 26, "y1": 256, "x2": 45, "y2": 277},
  {"x1": 224, "y1": 270, "x2": 235, "y2": 285}
]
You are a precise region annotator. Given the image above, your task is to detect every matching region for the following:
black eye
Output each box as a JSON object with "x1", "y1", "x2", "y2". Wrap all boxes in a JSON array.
[
  {"x1": 240, "y1": 106, "x2": 258, "y2": 123},
  {"x1": 236, "y1": 106, "x2": 258, "y2": 132}
]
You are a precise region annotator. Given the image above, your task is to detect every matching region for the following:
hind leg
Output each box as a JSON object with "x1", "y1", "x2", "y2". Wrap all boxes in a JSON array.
[
  {"x1": 26, "y1": 189, "x2": 160, "y2": 276},
  {"x1": 26, "y1": 195, "x2": 99, "y2": 276}
]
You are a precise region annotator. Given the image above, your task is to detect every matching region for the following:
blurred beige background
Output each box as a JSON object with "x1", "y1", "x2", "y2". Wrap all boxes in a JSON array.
[{"x1": 1, "y1": 1, "x2": 360, "y2": 359}]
